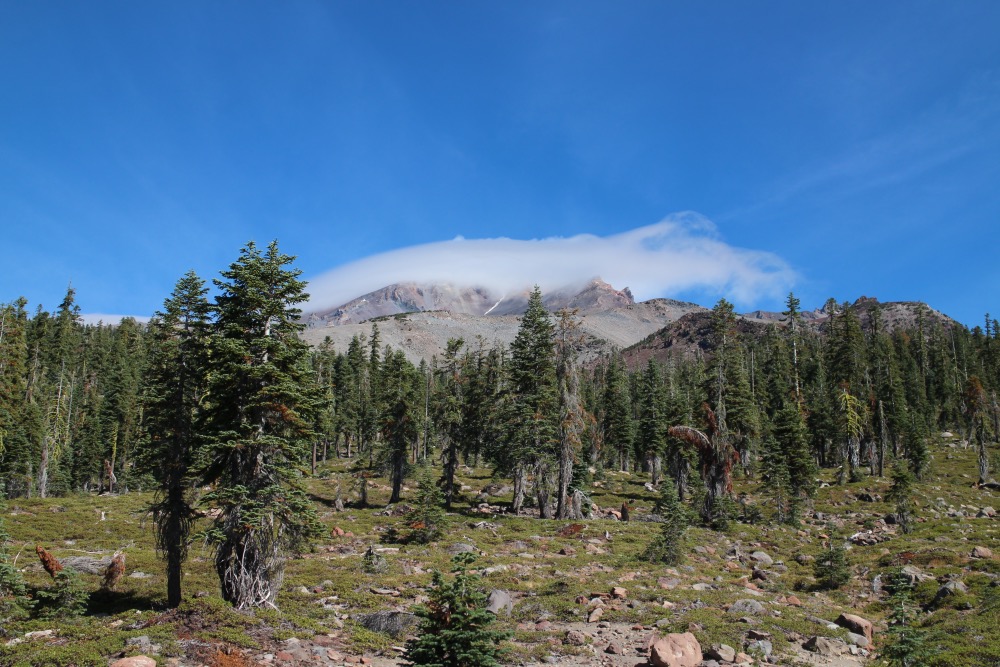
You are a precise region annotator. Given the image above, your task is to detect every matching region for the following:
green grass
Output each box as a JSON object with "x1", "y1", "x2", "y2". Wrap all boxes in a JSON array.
[{"x1": 1, "y1": 436, "x2": 998, "y2": 666}]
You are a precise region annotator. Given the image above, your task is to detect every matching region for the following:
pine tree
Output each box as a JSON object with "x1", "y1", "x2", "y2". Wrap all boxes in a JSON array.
[
  {"x1": 886, "y1": 461, "x2": 915, "y2": 534},
  {"x1": 554, "y1": 310, "x2": 588, "y2": 519},
  {"x1": 380, "y1": 349, "x2": 419, "y2": 503},
  {"x1": 644, "y1": 481, "x2": 687, "y2": 564},
  {"x1": 405, "y1": 467, "x2": 447, "y2": 544},
  {"x1": 403, "y1": 553, "x2": 510, "y2": 667},
  {"x1": 635, "y1": 359, "x2": 666, "y2": 485},
  {"x1": 878, "y1": 569, "x2": 931, "y2": 667},
  {"x1": 199, "y1": 241, "x2": 324, "y2": 609},
  {"x1": 435, "y1": 339, "x2": 465, "y2": 509},
  {"x1": 502, "y1": 287, "x2": 557, "y2": 514},
  {"x1": 143, "y1": 270, "x2": 211, "y2": 607}
]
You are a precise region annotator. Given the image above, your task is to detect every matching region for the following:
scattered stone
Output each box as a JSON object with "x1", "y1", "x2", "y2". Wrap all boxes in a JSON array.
[
  {"x1": 486, "y1": 589, "x2": 514, "y2": 616},
  {"x1": 746, "y1": 639, "x2": 772, "y2": 657},
  {"x1": 706, "y1": 644, "x2": 736, "y2": 662},
  {"x1": 835, "y1": 613, "x2": 873, "y2": 644},
  {"x1": 795, "y1": 554, "x2": 815, "y2": 565},
  {"x1": 846, "y1": 632, "x2": 870, "y2": 648},
  {"x1": 728, "y1": 599, "x2": 765, "y2": 615},
  {"x1": 750, "y1": 551, "x2": 773, "y2": 566},
  {"x1": 448, "y1": 542, "x2": 476, "y2": 555},
  {"x1": 649, "y1": 632, "x2": 702, "y2": 667},
  {"x1": 110, "y1": 658, "x2": 156, "y2": 667},
  {"x1": 588, "y1": 607, "x2": 603, "y2": 623},
  {"x1": 971, "y1": 546, "x2": 994, "y2": 559},
  {"x1": 786, "y1": 595, "x2": 803, "y2": 607},
  {"x1": 804, "y1": 636, "x2": 841, "y2": 656},
  {"x1": 691, "y1": 582, "x2": 714, "y2": 591},
  {"x1": 658, "y1": 577, "x2": 681, "y2": 590},
  {"x1": 611, "y1": 586, "x2": 628, "y2": 599},
  {"x1": 564, "y1": 630, "x2": 586, "y2": 646},
  {"x1": 356, "y1": 611, "x2": 417, "y2": 638},
  {"x1": 934, "y1": 580, "x2": 968, "y2": 605},
  {"x1": 60, "y1": 555, "x2": 111, "y2": 575},
  {"x1": 605, "y1": 640, "x2": 625, "y2": 654}
]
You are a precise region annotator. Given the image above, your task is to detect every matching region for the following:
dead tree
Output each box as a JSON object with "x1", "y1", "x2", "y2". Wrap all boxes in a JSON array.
[{"x1": 668, "y1": 404, "x2": 738, "y2": 525}]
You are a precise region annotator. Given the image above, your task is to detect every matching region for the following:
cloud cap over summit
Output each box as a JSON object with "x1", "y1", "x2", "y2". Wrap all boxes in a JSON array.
[{"x1": 306, "y1": 212, "x2": 795, "y2": 312}]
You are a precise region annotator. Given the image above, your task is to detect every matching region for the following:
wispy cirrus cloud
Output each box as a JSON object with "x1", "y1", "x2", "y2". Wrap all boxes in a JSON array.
[{"x1": 306, "y1": 212, "x2": 795, "y2": 311}]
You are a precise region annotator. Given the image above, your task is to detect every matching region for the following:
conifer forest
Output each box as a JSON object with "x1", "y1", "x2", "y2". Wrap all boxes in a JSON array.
[{"x1": 1, "y1": 241, "x2": 998, "y2": 667}]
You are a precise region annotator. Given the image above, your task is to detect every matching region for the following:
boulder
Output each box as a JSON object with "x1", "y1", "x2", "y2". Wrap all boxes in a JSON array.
[
  {"x1": 649, "y1": 632, "x2": 702, "y2": 667},
  {"x1": 356, "y1": 611, "x2": 418, "y2": 638},
  {"x1": 486, "y1": 589, "x2": 514, "y2": 616},
  {"x1": 804, "y1": 636, "x2": 842, "y2": 656},
  {"x1": 934, "y1": 580, "x2": 968, "y2": 605},
  {"x1": 835, "y1": 613, "x2": 873, "y2": 644},
  {"x1": 728, "y1": 599, "x2": 765, "y2": 615},
  {"x1": 846, "y1": 632, "x2": 870, "y2": 648},
  {"x1": 110, "y1": 658, "x2": 157, "y2": 667},
  {"x1": 750, "y1": 551, "x2": 773, "y2": 566},
  {"x1": 705, "y1": 644, "x2": 736, "y2": 662},
  {"x1": 971, "y1": 546, "x2": 994, "y2": 559}
]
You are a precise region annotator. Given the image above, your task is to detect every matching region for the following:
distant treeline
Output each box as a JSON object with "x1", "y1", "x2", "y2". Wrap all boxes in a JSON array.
[{"x1": 2, "y1": 262, "x2": 998, "y2": 517}]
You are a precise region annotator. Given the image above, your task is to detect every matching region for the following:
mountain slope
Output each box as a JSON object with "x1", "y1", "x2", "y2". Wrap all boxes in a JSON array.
[{"x1": 302, "y1": 279, "x2": 705, "y2": 362}]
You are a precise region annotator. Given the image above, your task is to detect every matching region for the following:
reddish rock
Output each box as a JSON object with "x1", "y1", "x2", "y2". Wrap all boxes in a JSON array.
[
  {"x1": 110, "y1": 658, "x2": 157, "y2": 667},
  {"x1": 611, "y1": 586, "x2": 628, "y2": 599},
  {"x1": 836, "y1": 613, "x2": 873, "y2": 643},
  {"x1": 275, "y1": 651, "x2": 295, "y2": 662},
  {"x1": 649, "y1": 632, "x2": 702, "y2": 667},
  {"x1": 786, "y1": 595, "x2": 803, "y2": 606},
  {"x1": 588, "y1": 607, "x2": 604, "y2": 623}
]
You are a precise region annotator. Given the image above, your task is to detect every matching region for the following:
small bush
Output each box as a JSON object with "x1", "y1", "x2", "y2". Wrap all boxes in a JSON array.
[
  {"x1": 403, "y1": 553, "x2": 510, "y2": 667},
  {"x1": 36, "y1": 569, "x2": 89, "y2": 618},
  {"x1": 404, "y1": 470, "x2": 447, "y2": 545},
  {"x1": 814, "y1": 541, "x2": 851, "y2": 590}
]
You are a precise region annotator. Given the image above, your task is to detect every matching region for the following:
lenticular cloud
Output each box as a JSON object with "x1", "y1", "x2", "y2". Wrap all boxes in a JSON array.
[{"x1": 306, "y1": 212, "x2": 794, "y2": 312}]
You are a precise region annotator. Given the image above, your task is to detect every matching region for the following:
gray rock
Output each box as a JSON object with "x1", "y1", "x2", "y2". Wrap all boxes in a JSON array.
[
  {"x1": 486, "y1": 589, "x2": 514, "y2": 616},
  {"x1": 728, "y1": 599, "x2": 765, "y2": 615},
  {"x1": 356, "y1": 611, "x2": 418, "y2": 638},
  {"x1": 746, "y1": 639, "x2": 772, "y2": 656},
  {"x1": 448, "y1": 542, "x2": 477, "y2": 555},
  {"x1": 804, "y1": 636, "x2": 842, "y2": 656},
  {"x1": 846, "y1": 632, "x2": 869, "y2": 648},
  {"x1": 934, "y1": 580, "x2": 968, "y2": 605},
  {"x1": 750, "y1": 551, "x2": 773, "y2": 566},
  {"x1": 60, "y1": 556, "x2": 111, "y2": 575},
  {"x1": 706, "y1": 644, "x2": 736, "y2": 662}
]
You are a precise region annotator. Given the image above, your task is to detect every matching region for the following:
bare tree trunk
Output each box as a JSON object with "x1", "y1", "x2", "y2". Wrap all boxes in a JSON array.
[
  {"x1": 536, "y1": 461, "x2": 553, "y2": 519},
  {"x1": 511, "y1": 465, "x2": 527, "y2": 514}
]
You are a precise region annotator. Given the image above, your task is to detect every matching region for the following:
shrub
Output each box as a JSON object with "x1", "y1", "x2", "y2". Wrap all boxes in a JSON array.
[
  {"x1": 404, "y1": 469, "x2": 447, "y2": 545},
  {"x1": 36, "y1": 569, "x2": 89, "y2": 618},
  {"x1": 814, "y1": 540, "x2": 851, "y2": 590},
  {"x1": 643, "y1": 482, "x2": 687, "y2": 565},
  {"x1": 403, "y1": 553, "x2": 510, "y2": 667}
]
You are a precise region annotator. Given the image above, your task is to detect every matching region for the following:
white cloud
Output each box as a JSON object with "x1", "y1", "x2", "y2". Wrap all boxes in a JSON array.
[{"x1": 305, "y1": 212, "x2": 795, "y2": 312}]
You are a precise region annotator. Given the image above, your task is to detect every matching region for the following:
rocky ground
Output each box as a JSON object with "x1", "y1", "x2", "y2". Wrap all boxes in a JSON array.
[{"x1": 2, "y1": 433, "x2": 998, "y2": 667}]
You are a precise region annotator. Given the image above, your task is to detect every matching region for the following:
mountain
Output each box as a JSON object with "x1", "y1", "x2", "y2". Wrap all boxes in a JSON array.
[
  {"x1": 621, "y1": 296, "x2": 960, "y2": 369},
  {"x1": 302, "y1": 279, "x2": 705, "y2": 362}
]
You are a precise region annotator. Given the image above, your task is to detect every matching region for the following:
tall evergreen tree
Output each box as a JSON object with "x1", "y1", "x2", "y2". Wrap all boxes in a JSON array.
[
  {"x1": 199, "y1": 241, "x2": 323, "y2": 609},
  {"x1": 502, "y1": 287, "x2": 557, "y2": 514},
  {"x1": 143, "y1": 271, "x2": 211, "y2": 607}
]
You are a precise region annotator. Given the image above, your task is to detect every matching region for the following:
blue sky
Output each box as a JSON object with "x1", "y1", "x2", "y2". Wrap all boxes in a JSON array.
[{"x1": 2, "y1": 1, "x2": 998, "y2": 325}]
